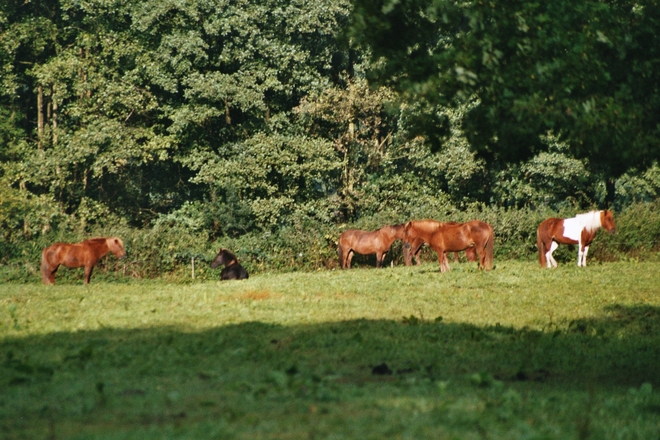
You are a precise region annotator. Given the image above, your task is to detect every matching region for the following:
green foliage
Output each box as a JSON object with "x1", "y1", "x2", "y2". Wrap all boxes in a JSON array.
[
  {"x1": 350, "y1": 0, "x2": 660, "y2": 176},
  {"x1": 492, "y1": 132, "x2": 593, "y2": 209},
  {"x1": 614, "y1": 163, "x2": 660, "y2": 209},
  {"x1": 2, "y1": 0, "x2": 660, "y2": 276}
]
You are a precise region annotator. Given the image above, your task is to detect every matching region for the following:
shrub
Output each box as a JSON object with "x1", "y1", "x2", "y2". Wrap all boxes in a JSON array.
[{"x1": 2, "y1": 202, "x2": 659, "y2": 282}]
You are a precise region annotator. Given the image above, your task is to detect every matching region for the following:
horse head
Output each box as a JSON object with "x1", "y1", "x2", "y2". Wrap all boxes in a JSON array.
[
  {"x1": 107, "y1": 237, "x2": 127, "y2": 259},
  {"x1": 211, "y1": 248, "x2": 238, "y2": 269},
  {"x1": 601, "y1": 210, "x2": 616, "y2": 234}
]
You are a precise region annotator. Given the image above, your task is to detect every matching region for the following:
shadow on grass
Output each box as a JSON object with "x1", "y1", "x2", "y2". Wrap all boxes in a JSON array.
[{"x1": 1, "y1": 304, "x2": 659, "y2": 438}]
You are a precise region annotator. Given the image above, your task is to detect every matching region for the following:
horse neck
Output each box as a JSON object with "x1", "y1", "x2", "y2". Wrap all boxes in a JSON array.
[
  {"x1": 381, "y1": 225, "x2": 404, "y2": 243},
  {"x1": 578, "y1": 211, "x2": 602, "y2": 233},
  {"x1": 391, "y1": 224, "x2": 406, "y2": 240},
  {"x1": 222, "y1": 251, "x2": 238, "y2": 265}
]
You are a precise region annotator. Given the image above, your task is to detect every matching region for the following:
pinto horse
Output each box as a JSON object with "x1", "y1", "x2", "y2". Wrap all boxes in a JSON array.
[
  {"x1": 537, "y1": 210, "x2": 615, "y2": 268},
  {"x1": 426, "y1": 220, "x2": 494, "y2": 272},
  {"x1": 403, "y1": 220, "x2": 477, "y2": 266},
  {"x1": 211, "y1": 248, "x2": 249, "y2": 280},
  {"x1": 41, "y1": 237, "x2": 126, "y2": 285},
  {"x1": 338, "y1": 224, "x2": 406, "y2": 269}
]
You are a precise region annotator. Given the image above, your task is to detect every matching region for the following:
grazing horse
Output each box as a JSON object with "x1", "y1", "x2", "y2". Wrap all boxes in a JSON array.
[
  {"x1": 211, "y1": 248, "x2": 249, "y2": 280},
  {"x1": 338, "y1": 224, "x2": 406, "y2": 269},
  {"x1": 41, "y1": 237, "x2": 126, "y2": 285},
  {"x1": 403, "y1": 220, "x2": 477, "y2": 266},
  {"x1": 426, "y1": 220, "x2": 494, "y2": 272},
  {"x1": 537, "y1": 210, "x2": 616, "y2": 268}
]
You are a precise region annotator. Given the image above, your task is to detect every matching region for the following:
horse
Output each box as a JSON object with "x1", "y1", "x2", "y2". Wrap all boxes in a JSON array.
[
  {"x1": 211, "y1": 248, "x2": 249, "y2": 280},
  {"x1": 403, "y1": 220, "x2": 477, "y2": 266},
  {"x1": 537, "y1": 210, "x2": 616, "y2": 268},
  {"x1": 41, "y1": 237, "x2": 126, "y2": 285},
  {"x1": 337, "y1": 224, "x2": 406, "y2": 269},
  {"x1": 426, "y1": 220, "x2": 494, "y2": 272}
]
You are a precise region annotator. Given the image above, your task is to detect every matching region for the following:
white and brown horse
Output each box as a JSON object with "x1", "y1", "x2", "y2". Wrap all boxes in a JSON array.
[
  {"x1": 338, "y1": 224, "x2": 406, "y2": 269},
  {"x1": 537, "y1": 210, "x2": 616, "y2": 268}
]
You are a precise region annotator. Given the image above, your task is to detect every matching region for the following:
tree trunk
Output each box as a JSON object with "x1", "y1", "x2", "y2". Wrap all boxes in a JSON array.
[
  {"x1": 52, "y1": 85, "x2": 58, "y2": 146},
  {"x1": 224, "y1": 98, "x2": 231, "y2": 125},
  {"x1": 37, "y1": 85, "x2": 44, "y2": 150}
]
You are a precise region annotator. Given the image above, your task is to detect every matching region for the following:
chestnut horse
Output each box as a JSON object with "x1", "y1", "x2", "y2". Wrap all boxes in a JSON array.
[
  {"x1": 537, "y1": 210, "x2": 615, "y2": 268},
  {"x1": 211, "y1": 248, "x2": 249, "y2": 280},
  {"x1": 426, "y1": 220, "x2": 494, "y2": 272},
  {"x1": 41, "y1": 237, "x2": 126, "y2": 285},
  {"x1": 338, "y1": 224, "x2": 406, "y2": 269},
  {"x1": 403, "y1": 220, "x2": 477, "y2": 266}
]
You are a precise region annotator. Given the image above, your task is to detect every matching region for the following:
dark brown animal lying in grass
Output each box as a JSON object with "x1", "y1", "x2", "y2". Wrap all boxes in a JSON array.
[{"x1": 210, "y1": 248, "x2": 249, "y2": 280}]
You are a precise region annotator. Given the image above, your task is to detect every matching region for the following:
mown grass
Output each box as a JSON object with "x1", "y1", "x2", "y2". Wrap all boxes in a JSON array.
[{"x1": 1, "y1": 260, "x2": 660, "y2": 439}]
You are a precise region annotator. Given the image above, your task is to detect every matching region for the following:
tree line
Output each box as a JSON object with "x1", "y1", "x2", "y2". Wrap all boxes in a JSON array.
[{"x1": 2, "y1": 0, "x2": 660, "y2": 272}]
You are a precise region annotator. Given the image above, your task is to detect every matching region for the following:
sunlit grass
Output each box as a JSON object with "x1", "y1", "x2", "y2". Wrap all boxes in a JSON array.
[{"x1": 2, "y1": 261, "x2": 660, "y2": 439}]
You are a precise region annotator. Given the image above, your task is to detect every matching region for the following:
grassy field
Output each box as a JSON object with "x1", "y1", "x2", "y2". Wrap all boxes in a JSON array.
[{"x1": 1, "y1": 260, "x2": 660, "y2": 439}]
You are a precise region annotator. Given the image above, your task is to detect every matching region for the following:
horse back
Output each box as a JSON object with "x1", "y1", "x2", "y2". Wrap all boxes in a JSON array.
[
  {"x1": 221, "y1": 263, "x2": 249, "y2": 280},
  {"x1": 405, "y1": 220, "x2": 443, "y2": 243},
  {"x1": 43, "y1": 240, "x2": 108, "y2": 269},
  {"x1": 339, "y1": 229, "x2": 381, "y2": 252},
  {"x1": 433, "y1": 222, "x2": 473, "y2": 250},
  {"x1": 538, "y1": 218, "x2": 562, "y2": 238},
  {"x1": 541, "y1": 217, "x2": 580, "y2": 245}
]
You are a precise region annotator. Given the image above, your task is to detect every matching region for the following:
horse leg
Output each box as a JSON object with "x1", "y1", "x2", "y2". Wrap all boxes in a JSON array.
[
  {"x1": 547, "y1": 241, "x2": 558, "y2": 268},
  {"x1": 346, "y1": 251, "x2": 354, "y2": 269},
  {"x1": 43, "y1": 264, "x2": 58, "y2": 285},
  {"x1": 403, "y1": 243, "x2": 412, "y2": 266},
  {"x1": 340, "y1": 246, "x2": 350, "y2": 269},
  {"x1": 84, "y1": 265, "x2": 94, "y2": 284},
  {"x1": 376, "y1": 252, "x2": 383, "y2": 268},
  {"x1": 576, "y1": 243, "x2": 584, "y2": 267},
  {"x1": 436, "y1": 250, "x2": 450, "y2": 273},
  {"x1": 582, "y1": 245, "x2": 589, "y2": 266},
  {"x1": 579, "y1": 244, "x2": 589, "y2": 267},
  {"x1": 414, "y1": 243, "x2": 424, "y2": 266},
  {"x1": 476, "y1": 248, "x2": 485, "y2": 270},
  {"x1": 443, "y1": 253, "x2": 451, "y2": 272}
]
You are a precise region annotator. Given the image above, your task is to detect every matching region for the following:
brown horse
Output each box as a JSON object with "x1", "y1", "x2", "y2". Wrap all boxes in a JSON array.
[
  {"x1": 211, "y1": 248, "x2": 249, "y2": 280},
  {"x1": 403, "y1": 220, "x2": 477, "y2": 266},
  {"x1": 537, "y1": 210, "x2": 615, "y2": 268},
  {"x1": 426, "y1": 220, "x2": 494, "y2": 272},
  {"x1": 41, "y1": 237, "x2": 126, "y2": 285},
  {"x1": 338, "y1": 224, "x2": 406, "y2": 269}
]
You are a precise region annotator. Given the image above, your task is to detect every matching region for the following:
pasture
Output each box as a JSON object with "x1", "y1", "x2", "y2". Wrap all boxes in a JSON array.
[{"x1": 1, "y1": 260, "x2": 659, "y2": 439}]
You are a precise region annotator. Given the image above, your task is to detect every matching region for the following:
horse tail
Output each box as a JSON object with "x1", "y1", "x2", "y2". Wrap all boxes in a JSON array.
[
  {"x1": 337, "y1": 243, "x2": 344, "y2": 269},
  {"x1": 537, "y1": 224, "x2": 547, "y2": 267},
  {"x1": 483, "y1": 225, "x2": 494, "y2": 270}
]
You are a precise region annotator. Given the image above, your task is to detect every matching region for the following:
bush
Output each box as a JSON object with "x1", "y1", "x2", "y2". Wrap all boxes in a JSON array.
[{"x1": 2, "y1": 202, "x2": 659, "y2": 283}]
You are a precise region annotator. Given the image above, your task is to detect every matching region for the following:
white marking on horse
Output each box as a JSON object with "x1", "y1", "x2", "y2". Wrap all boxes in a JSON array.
[
  {"x1": 561, "y1": 211, "x2": 602, "y2": 266},
  {"x1": 546, "y1": 241, "x2": 559, "y2": 268}
]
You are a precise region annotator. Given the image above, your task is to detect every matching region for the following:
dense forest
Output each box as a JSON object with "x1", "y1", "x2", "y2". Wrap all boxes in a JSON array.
[{"x1": 2, "y1": 0, "x2": 660, "y2": 278}]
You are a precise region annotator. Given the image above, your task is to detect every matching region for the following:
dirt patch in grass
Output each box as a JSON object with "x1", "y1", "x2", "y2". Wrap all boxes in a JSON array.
[{"x1": 232, "y1": 290, "x2": 278, "y2": 301}]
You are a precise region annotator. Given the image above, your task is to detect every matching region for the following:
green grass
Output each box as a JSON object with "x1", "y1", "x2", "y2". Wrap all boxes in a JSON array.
[{"x1": 1, "y1": 261, "x2": 660, "y2": 439}]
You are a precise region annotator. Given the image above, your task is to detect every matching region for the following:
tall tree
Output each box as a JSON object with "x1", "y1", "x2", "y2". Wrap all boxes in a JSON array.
[{"x1": 350, "y1": 0, "x2": 660, "y2": 182}]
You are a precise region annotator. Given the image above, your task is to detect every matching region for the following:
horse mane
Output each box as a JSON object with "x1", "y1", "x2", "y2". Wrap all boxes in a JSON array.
[
  {"x1": 574, "y1": 210, "x2": 602, "y2": 232},
  {"x1": 218, "y1": 248, "x2": 238, "y2": 265},
  {"x1": 106, "y1": 237, "x2": 124, "y2": 250},
  {"x1": 83, "y1": 237, "x2": 108, "y2": 245}
]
